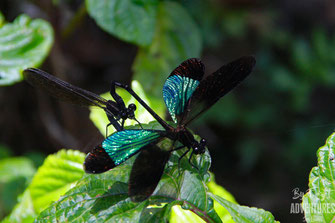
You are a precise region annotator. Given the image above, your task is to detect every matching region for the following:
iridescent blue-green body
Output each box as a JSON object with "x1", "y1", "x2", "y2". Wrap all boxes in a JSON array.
[
  {"x1": 102, "y1": 130, "x2": 162, "y2": 165},
  {"x1": 163, "y1": 75, "x2": 199, "y2": 123}
]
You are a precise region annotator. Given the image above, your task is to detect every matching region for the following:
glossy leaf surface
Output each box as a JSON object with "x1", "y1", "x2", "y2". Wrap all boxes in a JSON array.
[
  {"x1": 3, "y1": 150, "x2": 85, "y2": 223},
  {"x1": 85, "y1": 0, "x2": 158, "y2": 46},
  {"x1": 0, "y1": 14, "x2": 53, "y2": 85},
  {"x1": 302, "y1": 132, "x2": 335, "y2": 223}
]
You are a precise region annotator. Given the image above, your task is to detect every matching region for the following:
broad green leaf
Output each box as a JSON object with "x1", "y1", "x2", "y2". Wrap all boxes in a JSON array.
[
  {"x1": 85, "y1": 0, "x2": 158, "y2": 46},
  {"x1": 170, "y1": 174, "x2": 237, "y2": 223},
  {"x1": 209, "y1": 193, "x2": 278, "y2": 223},
  {"x1": 302, "y1": 132, "x2": 335, "y2": 223},
  {"x1": 3, "y1": 150, "x2": 85, "y2": 223},
  {"x1": 0, "y1": 14, "x2": 53, "y2": 86},
  {"x1": 90, "y1": 80, "x2": 165, "y2": 136},
  {"x1": 36, "y1": 122, "x2": 221, "y2": 223},
  {"x1": 132, "y1": 1, "x2": 202, "y2": 98}
]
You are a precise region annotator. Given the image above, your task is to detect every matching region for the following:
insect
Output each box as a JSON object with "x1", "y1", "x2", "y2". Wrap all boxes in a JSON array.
[
  {"x1": 23, "y1": 68, "x2": 139, "y2": 132},
  {"x1": 84, "y1": 56, "x2": 256, "y2": 201}
]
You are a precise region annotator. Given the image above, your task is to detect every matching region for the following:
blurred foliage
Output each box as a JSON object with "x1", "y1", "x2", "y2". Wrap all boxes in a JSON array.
[
  {"x1": 86, "y1": 0, "x2": 158, "y2": 46},
  {"x1": 302, "y1": 131, "x2": 335, "y2": 223},
  {"x1": 133, "y1": 1, "x2": 202, "y2": 98},
  {"x1": 0, "y1": 12, "x2": 53, "y2": 86},
  {"x1": 0, "y1": 156, "x2": 35, "y2": 219},
  {"x1": 3, "y1": 150, "x2": 85, "y2": 223}
]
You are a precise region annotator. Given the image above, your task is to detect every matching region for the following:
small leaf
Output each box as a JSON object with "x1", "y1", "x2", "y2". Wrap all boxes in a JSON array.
[
  {"x1": 89, "y1": 80, "x2": 166, "y2": 136},
  {"x1": 36, "y1": 123, "x2": 221, "y2": 223},
  {"x1": 132, "y1": 1, "x2": 202, "y2": 98},
  {"x1": 0, "y1": 14, "x2": 53, "y2": 86},
  {"x1": 209, "y1": 193, "x2": 278, "y2": 223},
  {"x1": 3, "y1": 150, "x2": 85, "y2": 223},
  {"x1": 302, "y1": 132, "x2": 335, "y2": 223},
  {"x1": 85, "y1": 0, "x2": 158, "y2": 46}
]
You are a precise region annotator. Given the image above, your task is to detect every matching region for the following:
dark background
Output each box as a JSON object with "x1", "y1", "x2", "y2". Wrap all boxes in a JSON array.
[{"x1": 1, "y1": 0, "x2": 335, "y2": 222}]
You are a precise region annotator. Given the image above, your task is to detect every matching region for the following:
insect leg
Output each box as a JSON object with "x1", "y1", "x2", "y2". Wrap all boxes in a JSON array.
[
  {"x1": 188, "y1": 150, "x2": 198, "y2": 171},
  {"x1": 106, "y1": 112, "x2": 123, "y2": 133},
  {"x1": 177, "y1": 147, "x2": 190, "y2": 175},
  {"x1": 133, "y1": 117, "x2": 143, "y2": 129},
  {"x1": 114, "y1": 82, "x2": 171, "y2": 131},
  {"x1": 110, "y1": 81, "x2": 126, "y2": 108},
  {"x1": 121, "y1": 118, "x2": 125, "y2": 129}
]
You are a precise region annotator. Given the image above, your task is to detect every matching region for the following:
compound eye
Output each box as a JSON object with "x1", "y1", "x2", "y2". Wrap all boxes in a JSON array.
[{"x1": 128, "y1": 104, "x2": 136, "y2": 111}]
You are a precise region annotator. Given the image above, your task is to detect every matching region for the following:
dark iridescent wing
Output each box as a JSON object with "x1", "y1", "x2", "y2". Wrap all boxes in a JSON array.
[
  {"x1": 84, "y1": 145, "x2": 116, "y2": 174},
  {"x1": 128, "y1": 144, "x2": 170, "y2": 202},
  {"x1": 163, "y1": 58, "x2": 204, "y2": 123},
  {"x1": 23, "y1": 68, "x2": 114, "y2": 109},
  {"x1": 184, "y1": 56, "x2": 256, "y2": 125},
  {"x1": 84, "y1": 129, "x2": 165, "y2": 174}
]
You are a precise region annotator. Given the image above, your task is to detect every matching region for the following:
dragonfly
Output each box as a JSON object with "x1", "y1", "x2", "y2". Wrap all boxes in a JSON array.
[
  {"x1": 84, "y1": 56, "x2": 256, "y2": 201},
  {"x1": 23, "y1": 68, "x2": 139, "y2": 132}
]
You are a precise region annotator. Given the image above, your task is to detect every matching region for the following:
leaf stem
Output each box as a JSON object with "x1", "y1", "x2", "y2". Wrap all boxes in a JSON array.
[{"x1": 61, "y1": 2, "x2": 87, "y2": 39}]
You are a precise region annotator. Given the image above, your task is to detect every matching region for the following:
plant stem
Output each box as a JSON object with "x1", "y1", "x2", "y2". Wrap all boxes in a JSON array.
[{"x1": 61, "y1": 2, "x2": 87, "y2": 39}]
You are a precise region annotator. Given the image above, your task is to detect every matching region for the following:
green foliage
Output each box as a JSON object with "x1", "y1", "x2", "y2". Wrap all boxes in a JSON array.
[
  {"x1": 0, "y1": 157, "x2": 36, "y2": 219},
  {"x1": 32, "y1": 122, "x2": 278, "y2": 222},
  {"x1": 0, "y1": 13, "x2": 53, "y2": 86},
  {"x1": 3, "y1": 150, "x2": 85, "y2": 223},
  {"x1": 210, "y1": 194, "x2": 278, "y2": 223},
  {"x1": 0, "y1": 157, "x2": 35, "y2": 184},
  {"x1": 85, "y1": 0, "x2": 158, "y2": 46},
  {"x1": 36, "y1": 123, "x2": 220, "y2": 222},
  {"x1": 90, "y1": 80, "x2": 166, "y2": 136},
  {"x1": 133, "y1": 1, "x2": 202, "y2": 98},
  {"x1": 302, "y1": 132, "x2": 335, "y2": 223}
]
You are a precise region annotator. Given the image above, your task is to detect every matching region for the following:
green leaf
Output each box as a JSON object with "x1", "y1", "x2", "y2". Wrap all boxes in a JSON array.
[
  {"x1": 0, "y1": 157, "x2": 35, "y2": 183},
  {"x1": 132, "y1": 1, "x2": 202, "y2": 98},
  {"x1": 207, "y1": 174, "x2": 237, "y2": 222},
  {"x1": 36, "y1": 122, "x2": 221, "y2": 222},
  {"x1": 0, "y1": 157, "x2": 36, "y2": 218},
  {"x1": 85, "y1": 0, "x2": 158, "y2": 46},
  {"x1": 90, "y1": 80, "x2": 166, "y2": 136},
  {"x1": 3, "y1": 150, "x2": 85, "y2": 223},
  {"x1": 302, "y1": 132, "x2": 335, "y2": 223},
  {"x1": 170, "y1": 173, "x2": 237, "y2": 223},
  {"x1": 209, "y1": 193, "x2": 278, "y2": 223},
  {"x1": 0, "y1": 14, "x2": 53, "y2": 86}
]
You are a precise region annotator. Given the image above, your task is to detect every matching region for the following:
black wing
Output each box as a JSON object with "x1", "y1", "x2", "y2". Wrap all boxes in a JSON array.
[
  {"x1": 184, "y1": 56, "x2": 256, "y2": 125},
  {"x1": 128, "y1": 144, "x2": 170, "y2": 202},
  {"x1": 23, "y1": 68, "x2": 118, "y2": 110}
]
